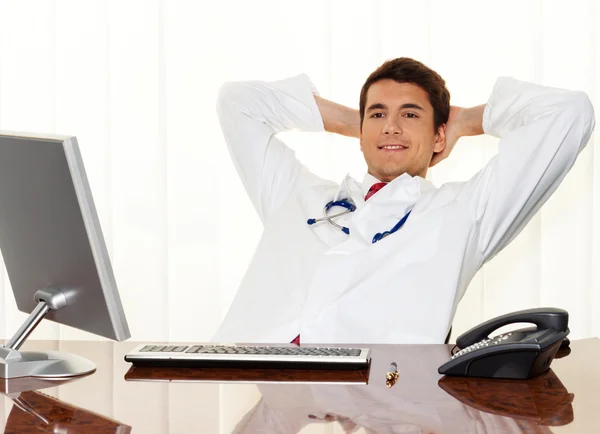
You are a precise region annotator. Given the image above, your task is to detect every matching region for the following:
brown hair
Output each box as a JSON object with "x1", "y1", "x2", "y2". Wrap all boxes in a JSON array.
[{"x1": 359, "y1": 57, "x2": 450, "y2": 132}]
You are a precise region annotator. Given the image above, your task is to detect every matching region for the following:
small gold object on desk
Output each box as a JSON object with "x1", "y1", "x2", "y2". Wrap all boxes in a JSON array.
[{"x1": 386, "y1": 362, "x2": 399, "y2": 388}]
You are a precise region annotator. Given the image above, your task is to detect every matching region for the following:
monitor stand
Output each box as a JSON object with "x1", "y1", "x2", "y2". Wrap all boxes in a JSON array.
[{"x1": 0, "y1": 288, "x2": 96, "y2": 379}]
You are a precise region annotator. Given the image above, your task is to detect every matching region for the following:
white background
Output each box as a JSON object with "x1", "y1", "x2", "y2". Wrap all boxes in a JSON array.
[{"x1": 0, "y1": 0, "x2": 598, "y2": 345}]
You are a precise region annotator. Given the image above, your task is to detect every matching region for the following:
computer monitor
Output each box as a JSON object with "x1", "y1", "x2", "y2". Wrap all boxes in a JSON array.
[{"x1": 0, "y1": 131, "x2": 130, "y2": 379}]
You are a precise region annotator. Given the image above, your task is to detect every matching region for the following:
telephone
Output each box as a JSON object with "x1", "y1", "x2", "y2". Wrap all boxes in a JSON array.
[{"x1": 438, "y1": 307, "x2": 570, "y2": 379}]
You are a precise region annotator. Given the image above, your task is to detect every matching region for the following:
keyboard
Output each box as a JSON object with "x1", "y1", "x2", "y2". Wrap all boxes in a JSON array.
[{"x1": 125, "y1": 344, "x2": 371, "y2": 370}]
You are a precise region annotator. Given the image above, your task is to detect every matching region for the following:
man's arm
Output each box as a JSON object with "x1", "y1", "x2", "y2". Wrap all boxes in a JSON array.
[
  {"x1": 313, "y1": 95, "x2": 360, "y2": 138},
  {"x1": 455, "y1": 77, "x2": 595, "y2": 263},
  {"x1": 216, "y1": 74, "x2": 325, "y2": 223},
  {"x1": 430, "y1": 105, "x2": 485, "y2": 167}
]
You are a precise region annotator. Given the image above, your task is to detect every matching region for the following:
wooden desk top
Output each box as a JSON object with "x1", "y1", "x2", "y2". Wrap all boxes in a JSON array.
[{"x1": 1, "y1": 338, "x2": 599, "y2": 433}]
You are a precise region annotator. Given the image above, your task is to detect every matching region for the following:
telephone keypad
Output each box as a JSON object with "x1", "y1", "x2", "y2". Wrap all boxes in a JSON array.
[{"x1": 451, "y1": 332, "x2": 513, "y2": 360}]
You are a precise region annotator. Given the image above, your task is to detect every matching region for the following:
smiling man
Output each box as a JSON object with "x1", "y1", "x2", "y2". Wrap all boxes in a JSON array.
[
  {"x1": 213, "y1": 57, "x2": 595, "y2": 345},
  {"x1": 358, "y1": 64, "x2": 449, "y2": 181}
]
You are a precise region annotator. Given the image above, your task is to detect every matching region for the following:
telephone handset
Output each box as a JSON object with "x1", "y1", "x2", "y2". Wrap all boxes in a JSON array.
[{"x1": 438, "y1": 307, "x2": 570, "y2": 379}]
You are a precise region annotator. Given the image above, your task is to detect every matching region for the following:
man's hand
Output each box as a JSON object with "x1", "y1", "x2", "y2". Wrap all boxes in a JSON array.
[
  {"x1": 314, "y1": 95, "x2": 361, "y2": 138},
  {"x1": 430, "y1": 104, "x2": 486, "y2": 167}
]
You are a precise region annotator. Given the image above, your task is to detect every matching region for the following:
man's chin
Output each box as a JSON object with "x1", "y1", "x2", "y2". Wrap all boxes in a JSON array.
[
  {"x1": 372, "y1": 165, "x2": 410, "y2": 181},
  {"x1": 377, "y1": 167, "x2": 429, "y2": 181},
  {"x1": 373, "y1": 172, "x2": 407, "y2": 182}
]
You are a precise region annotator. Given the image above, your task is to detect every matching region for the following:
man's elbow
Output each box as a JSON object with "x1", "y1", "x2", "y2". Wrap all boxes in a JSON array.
[
  {"x1": 560, "y1": 90, "x2": 596, "y2": 141},
  {"x1": 216, "y1": 81, "x2": 259, "y2": 118},
  {"x1": 577, "y1": 91, "x2": 595, "y2": 138},
  {"x1": 216, "y1": 81, "x2": 239, "y2": 111}
]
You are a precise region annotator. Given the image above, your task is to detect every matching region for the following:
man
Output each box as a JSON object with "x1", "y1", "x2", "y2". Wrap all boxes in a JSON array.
[{"x1": 213, "y1": 57, "x2": 595, "y2": 344}]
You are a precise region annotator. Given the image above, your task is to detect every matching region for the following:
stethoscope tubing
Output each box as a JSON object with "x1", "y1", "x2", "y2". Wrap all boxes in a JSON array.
[{"x1": 307, "y1": 198, "x2": 410, "y2": 243}]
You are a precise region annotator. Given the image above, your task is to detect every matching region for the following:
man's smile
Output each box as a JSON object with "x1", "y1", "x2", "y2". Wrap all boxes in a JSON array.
[{"x1": 378, "y1": 143, "x2": 409, "y2": 151}]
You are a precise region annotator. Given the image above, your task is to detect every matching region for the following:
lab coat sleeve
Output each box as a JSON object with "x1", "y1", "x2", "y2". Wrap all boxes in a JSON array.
[
  {"x1": 465, "y1": 77, "x2": 595, "y2": 263},
  {"x1": 216, "y1": 74, "x2": 325, "y2": 223}
]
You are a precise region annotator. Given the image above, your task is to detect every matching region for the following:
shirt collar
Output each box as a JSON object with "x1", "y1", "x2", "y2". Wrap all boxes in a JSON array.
[
  {"x1": 360, "y1": 172, "x2": 436, "y2": 198},
  {"x1": 360, "y1": 173, "x2": 382, "y2": 198}
]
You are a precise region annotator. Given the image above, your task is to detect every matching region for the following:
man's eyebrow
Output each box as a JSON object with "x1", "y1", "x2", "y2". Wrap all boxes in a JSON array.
[
  {"x1": 366, "y1": 102, "x2": 425, "y2": 112},
  {"x1": 400, "y1": 103, "x2": 425, "y2": 111},
  {"x1": 366, "y1": 103, "x2": 387, "y2": 112}
]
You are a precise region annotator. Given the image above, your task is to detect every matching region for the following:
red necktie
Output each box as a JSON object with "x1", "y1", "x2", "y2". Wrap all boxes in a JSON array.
[{"x1": 365, "y1": 182, "x2": 387, "y2": 201}]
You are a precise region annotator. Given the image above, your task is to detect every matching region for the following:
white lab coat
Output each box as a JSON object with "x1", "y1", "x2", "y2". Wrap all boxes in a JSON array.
[{"x1": 213, "y1": 74, "x2": 595, "y2": 344}]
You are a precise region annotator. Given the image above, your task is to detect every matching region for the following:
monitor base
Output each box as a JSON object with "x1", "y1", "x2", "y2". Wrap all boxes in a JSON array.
[{"x1": 0, "y1": 347, "x2": 96, "y2": 379}]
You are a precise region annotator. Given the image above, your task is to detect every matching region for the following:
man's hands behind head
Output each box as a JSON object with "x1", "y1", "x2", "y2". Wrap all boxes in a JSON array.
[
  {"x1": 429, "y1": 105, "x2": 485, "y2": 168},
  {"x1": 313, "y1": 94, "x2": 485, "y2": 170},
  {"x1": 314, "y1": 95, "x2": 361, "y2": 138}
]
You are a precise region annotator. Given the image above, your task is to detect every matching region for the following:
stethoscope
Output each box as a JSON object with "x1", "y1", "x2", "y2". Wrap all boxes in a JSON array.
[{"x1": 307, "y1": 199, "x2": 412, "y2": 244}]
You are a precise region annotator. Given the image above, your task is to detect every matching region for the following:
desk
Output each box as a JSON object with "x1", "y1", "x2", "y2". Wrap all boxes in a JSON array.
[{"x1": 1, "y1": 338, "x2": 599, "y2": 433}]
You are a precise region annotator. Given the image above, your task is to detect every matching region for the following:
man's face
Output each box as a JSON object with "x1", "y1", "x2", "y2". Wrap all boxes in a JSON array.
[{"x1": 360, "y1": 79, "x2": 446, "y2": 182}]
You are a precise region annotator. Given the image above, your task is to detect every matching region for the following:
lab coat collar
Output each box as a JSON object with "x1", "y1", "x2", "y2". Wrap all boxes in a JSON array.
[
  {"x1": 330, "y1": 172, "x2": 436, "y2": 246},
  {"x1": 333, "y1": 172, "x2": 435, "y2": 201},
  {"x1": 361, "y1": 172, "x2": 436, "y2": 198},
  {"x1": 333, "y1": 172, "x2": 435, "y2": 206}
]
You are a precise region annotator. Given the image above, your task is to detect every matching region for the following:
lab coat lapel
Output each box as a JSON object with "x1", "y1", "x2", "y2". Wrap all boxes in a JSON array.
[
  {"x1": 334, "y1": 173, "x2": 364, "y2": 206},
  {"x1": 349, "y1": 173, "x2": 429, "y2": 245},
  {"x1": 301, "y1": 172, "x2": 435, "y2": 252},
  {"x1": 299, "y1": 174, "x2": 362, "y2": 249}
]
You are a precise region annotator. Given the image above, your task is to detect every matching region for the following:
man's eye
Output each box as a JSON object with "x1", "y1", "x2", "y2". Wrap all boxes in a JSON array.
[
  {"x1": 371, "y1": 113, "x2": 385, "y2": 118},
  {"x1": 404, "y1": 113, "x2": 418, "y2": 118}
]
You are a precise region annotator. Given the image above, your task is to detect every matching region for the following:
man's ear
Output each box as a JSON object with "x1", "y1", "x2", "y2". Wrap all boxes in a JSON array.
[{"x1": 433, "y1": 123, "x2": 446, "y2": 154}]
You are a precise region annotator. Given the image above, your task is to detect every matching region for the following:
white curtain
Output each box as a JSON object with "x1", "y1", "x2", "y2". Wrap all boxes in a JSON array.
[{"x1": 0, "y1": 0, "x2": 598, "y2": 345}]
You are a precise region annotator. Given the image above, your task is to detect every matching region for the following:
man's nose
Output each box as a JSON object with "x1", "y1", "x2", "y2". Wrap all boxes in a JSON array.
[{"x1": 383, "y1": 118, "x2": 402, "y2": 135}]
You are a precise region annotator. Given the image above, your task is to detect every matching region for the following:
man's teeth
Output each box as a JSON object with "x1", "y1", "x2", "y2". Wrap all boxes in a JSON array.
[{"x1": 382, "y1": 145, "x2": 405, "y2": 149}]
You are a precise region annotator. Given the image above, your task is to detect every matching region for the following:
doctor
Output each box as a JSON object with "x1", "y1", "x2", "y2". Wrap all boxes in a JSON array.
[{"x1": 213, "y1": 57, "x2": 595, "y2": 345}]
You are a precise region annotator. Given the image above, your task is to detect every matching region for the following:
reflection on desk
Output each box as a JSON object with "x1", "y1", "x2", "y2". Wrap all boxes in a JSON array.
[
  {"x1": 125, "y1": 363, "x2": 370, "y2": 385},
  {"x1": 439, "y1": 368, "x2": 574, "y2": 427},
  {"x1": 4, "y1": 390, "x2": 131, "y2": 434},
  {"x1": 230, "y1": 345, "x2": 564, "y2": 433}
]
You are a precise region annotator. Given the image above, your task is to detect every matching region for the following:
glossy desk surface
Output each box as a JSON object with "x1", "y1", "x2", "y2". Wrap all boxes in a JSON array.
[{"x1": 1, "y1": 338, "x2": 599, "y2": 433}]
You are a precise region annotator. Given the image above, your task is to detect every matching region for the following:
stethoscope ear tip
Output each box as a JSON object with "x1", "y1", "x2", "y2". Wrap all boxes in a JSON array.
[
  {"x1": 307, "y1": 219, "x2": 316, "y2": 225},
  {"x1": 342, "y1": 227, "x2": 350, "y2": 235}
]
